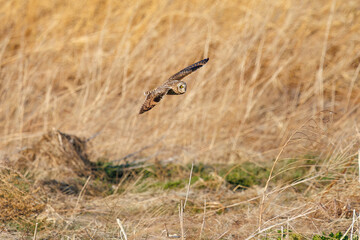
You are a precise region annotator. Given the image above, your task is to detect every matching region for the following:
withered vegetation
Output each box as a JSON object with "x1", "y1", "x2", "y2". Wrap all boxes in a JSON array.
[{"x1": 1, "y1": 0, "x2": 360, "y2": 239}]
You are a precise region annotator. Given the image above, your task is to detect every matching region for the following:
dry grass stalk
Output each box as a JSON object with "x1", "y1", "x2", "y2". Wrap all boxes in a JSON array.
[
  {"x1": 199, "y1": 198, "x2": 206, "y2": 239},
  {"x1": 116, "y1": 218, "x2": 128, "y2": 240},
  {"x1": 32, "y1": 222, "x2": 38, "y2": 240},
  {"x1": 179, "y1": 200, "x2": 185, "y2": 240},
  {"x1": 183, "y1": 161, "x2": 194, "y2": 210},
  {"x1": 70, "y1": 175, "x2": 91, "y2": 222}
]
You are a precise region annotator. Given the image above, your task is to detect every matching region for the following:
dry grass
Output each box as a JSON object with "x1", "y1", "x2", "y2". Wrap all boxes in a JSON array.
[
  {"x1": 1, "y1": 0, "x2": 360, "y2": 239},
  {"x1": 0, "y1": 169, "x2": 44, "y2": 221}
]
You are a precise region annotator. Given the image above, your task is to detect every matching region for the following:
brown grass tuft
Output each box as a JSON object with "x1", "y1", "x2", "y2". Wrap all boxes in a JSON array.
[
  {"x1": 0, "y1": 169, "x2": 45, "y2": 222},
  {"x1": 16, "y1": 129, "x2": 91, "y2": 182}
]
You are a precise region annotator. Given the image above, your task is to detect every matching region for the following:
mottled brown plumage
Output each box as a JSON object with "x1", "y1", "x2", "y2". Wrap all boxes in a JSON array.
[{"x1": 139, "y1": 58, "x2": 209, "y2": 114}]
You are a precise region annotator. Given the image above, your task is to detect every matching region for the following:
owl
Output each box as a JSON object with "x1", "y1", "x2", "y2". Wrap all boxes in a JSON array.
[{"x1": 139, "y1": 58, "x2": 209, "y2": 114}]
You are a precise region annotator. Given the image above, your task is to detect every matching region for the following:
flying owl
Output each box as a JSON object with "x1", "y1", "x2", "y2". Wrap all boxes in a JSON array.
[{"x1": 139, "y1": 58, "x2": 209, "y2": 114}]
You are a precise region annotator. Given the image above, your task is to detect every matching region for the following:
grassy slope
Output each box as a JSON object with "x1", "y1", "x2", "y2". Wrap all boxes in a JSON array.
[{"x1": 1, "y1": 0, "x2": 360, "y2": 239}]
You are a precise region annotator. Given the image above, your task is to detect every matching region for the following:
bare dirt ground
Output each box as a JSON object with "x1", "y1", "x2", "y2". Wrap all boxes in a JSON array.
[{"x1": 1, "y1": 0, "x2": 360, "y2": 239}]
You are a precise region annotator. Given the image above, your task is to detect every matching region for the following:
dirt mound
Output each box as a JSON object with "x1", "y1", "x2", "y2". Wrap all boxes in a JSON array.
[{"x1": 17, "y1": 129, "x2": 92, "y2": 183}]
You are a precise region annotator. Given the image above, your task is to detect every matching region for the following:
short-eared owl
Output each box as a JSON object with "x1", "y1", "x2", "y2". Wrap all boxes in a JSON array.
[{"x1": 139, "y1": 58, "x2": 209, "y2": 114}]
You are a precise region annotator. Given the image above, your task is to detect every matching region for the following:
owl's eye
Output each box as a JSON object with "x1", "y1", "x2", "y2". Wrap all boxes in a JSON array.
[{"x1": 180, "y1": 85, "x2": 184, "y2": 89}]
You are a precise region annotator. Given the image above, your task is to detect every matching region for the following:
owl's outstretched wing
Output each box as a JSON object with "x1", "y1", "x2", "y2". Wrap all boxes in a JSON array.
[
  {"x1": 167, "y1": 58, "x2": 209, "y2": 81},
  {"x1": 139, "y1": 86, "x2": 170, "y2": 114},
  {"x1": 139, "y1": 58, "x2": 209, "y2": 114}
]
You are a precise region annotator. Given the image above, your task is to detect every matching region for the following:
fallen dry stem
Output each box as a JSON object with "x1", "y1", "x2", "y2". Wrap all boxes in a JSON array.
[
  {"x1": 32, "y1": 222, "x2": 38, "y2": 240},
  {"x1": 116, "y1": 218, "x2": 128, "y2": 240}
]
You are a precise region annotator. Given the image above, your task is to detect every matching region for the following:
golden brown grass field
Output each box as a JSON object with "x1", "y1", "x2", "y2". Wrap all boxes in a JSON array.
[{"x1": 1, "y1": 0, "x2": 360, "y2": 239}]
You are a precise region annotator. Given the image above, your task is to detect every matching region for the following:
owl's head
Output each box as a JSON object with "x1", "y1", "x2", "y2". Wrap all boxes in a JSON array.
[{"x1": 177, "y1": 82, "x2": 187, "y2": 94}]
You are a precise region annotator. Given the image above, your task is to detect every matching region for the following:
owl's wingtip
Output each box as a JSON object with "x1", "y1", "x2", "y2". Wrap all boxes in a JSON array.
[
  {"x1": 200, "y1": 58, "x2": 209, "y2": 65},
  {"x1": 139, "y1": 107, "x2": 149, "y2": 114}
]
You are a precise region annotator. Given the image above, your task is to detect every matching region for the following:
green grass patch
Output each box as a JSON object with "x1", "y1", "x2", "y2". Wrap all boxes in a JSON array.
[
  {"x1": 312, "y1": 232, "x2": 359, "y2": 240},
  {"x1": 221, "y1": 162, "x2": 270, "y2": 190},
  {"x1": 90, "y1": 155, "x2": 328, "y2": 194}
]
